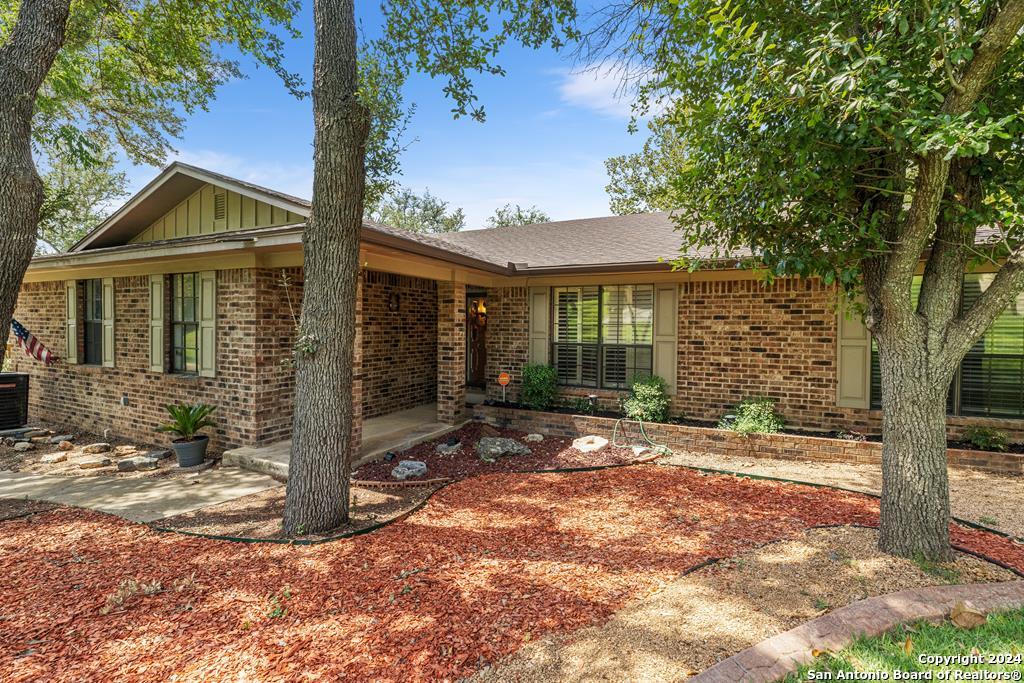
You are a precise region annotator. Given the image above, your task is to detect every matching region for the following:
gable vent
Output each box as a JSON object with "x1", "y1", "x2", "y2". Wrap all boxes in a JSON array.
[{"x1": 213, "y1": 191, "x2": 227, "y2": 221}]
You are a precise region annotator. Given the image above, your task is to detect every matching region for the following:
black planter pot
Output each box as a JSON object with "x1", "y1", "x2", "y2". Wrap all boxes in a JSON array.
[{"x1": 170, "y1": 435, "x2": 209, "y2": 467}]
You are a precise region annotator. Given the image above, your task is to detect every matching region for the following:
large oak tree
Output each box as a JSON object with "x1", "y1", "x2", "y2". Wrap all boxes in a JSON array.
[{"x1": 604, "y1": 0, "x2": 1024, "y2": 560}]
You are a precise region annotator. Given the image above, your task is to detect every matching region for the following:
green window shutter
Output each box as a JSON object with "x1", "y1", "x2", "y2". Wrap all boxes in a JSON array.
[
  {"x1": 148, "y1": 275, "x2": 165, "y2": 372},
  {"x1": 101, "y1": 277, "x2": 115, "y2": 367},
  {"x1": 652, "y1": 284, "x2": 678, "y2": 395},
  {"x1": 64, "y1": 280, "x2": 78, "y2": 364},
  {"x1": 198, "y1": 271, "x2": 217, "y2": 377},
  {"x1": 836, "y1": 299, "x2": 871, "y2": 409},
  {"x1": 528, "y1": 286, "x2": 550, "y2": 365}
]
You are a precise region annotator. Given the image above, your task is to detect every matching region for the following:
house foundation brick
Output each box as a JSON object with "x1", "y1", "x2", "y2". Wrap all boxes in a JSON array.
[{"x1": 436, "y1": 281, "x2": 467, "y2": 424}]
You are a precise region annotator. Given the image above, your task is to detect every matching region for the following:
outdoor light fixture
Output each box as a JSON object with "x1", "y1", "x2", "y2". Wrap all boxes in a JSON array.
[
  {"x1": 388, "y1": 292, "x2": 401, "y2": 313},
  {"x1": 471, "y1": 299, "x2": 488, "y2": 325}
]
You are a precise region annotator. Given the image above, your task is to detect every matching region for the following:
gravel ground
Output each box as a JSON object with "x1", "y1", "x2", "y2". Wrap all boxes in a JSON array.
[
  {"x1": 472, "y1": 526, "x2": 1017, "y2": 683},
  {"x1": 660, "y1": 450, "x2": 1024, "y2": 538}
]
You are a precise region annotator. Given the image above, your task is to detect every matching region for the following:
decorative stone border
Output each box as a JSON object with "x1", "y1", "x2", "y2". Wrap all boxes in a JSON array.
[
  {"x1": 693, "y1": 581, "x2": 1024, "y2": 683},
  {"x1": 474, "y1": 404, "x2": 1024, "y2": 475}
]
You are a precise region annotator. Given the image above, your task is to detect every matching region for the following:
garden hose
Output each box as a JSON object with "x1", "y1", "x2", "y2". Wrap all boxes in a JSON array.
[{"x1": 611, "y1": 417, "x2": 672, "y2": 455}]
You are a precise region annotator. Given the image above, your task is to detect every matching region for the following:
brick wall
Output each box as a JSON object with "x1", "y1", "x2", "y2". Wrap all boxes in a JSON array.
[
  {"x1": 437, "y1": 281, "x2": 467, "y2": 424},
  {"x1": 484, "y1": 286, "x2": 528, "y2": 403},
  {"x1": 12, "y1": 271, "x2": 261, "y2": 452},
  {"x1": 473, "y1": 404, "x2": 1024, "y2": 476},
  {"x1": 482, "y1": 279, "x2": 1024, "y2": 441},
  {"x1": 252, "y1": 267, "x2": 303, "y2": 445},
  {"x1": 361, "y1": 271, "x2": 437, "y2": 419}
]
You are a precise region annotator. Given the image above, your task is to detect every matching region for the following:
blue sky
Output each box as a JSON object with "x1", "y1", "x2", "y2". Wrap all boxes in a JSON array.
[{"x1": 126, "y1": 4, "x2": 644, "y2": 230}]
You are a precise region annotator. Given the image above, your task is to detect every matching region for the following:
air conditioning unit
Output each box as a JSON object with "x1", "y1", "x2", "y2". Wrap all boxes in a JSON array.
[{"x1": 0, "y1": 373, "x2": 29, "y2": 430}]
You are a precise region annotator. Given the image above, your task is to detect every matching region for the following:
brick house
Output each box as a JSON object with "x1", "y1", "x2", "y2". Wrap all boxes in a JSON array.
[{"x1": 11, "y1": 162, "x2": 1024, "y2": 453}]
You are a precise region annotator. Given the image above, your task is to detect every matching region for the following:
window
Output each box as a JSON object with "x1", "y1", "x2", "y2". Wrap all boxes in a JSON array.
[
  {"x1": 551, "y1": 284, "x2": 654, "y2": 389},
  {"x1": 83, "y1": 279, "x2": 103, "y2": 365},
  {"x1": 870, "y1": 273, "x2": 1024, "y2": 417},
  {"x1": 172, "y1": 273, "x2": 200, "y2": 373}
]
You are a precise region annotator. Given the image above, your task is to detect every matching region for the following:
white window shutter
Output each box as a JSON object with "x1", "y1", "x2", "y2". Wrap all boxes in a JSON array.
[
  {"x1": 836, "y1": 298, "x2": 871, "y2": 409},
  {"x1": 198, "y1": 271, "x2": 217, "y2": 377},
  {"x1": 148, "y1": 275, "x2": 165, "y2": 372},
  {"x1": 528, "y1": 287, "x2": 550, "y2": 365},
  {"x1": 652, "y1": 284, "x2": 678, "y2": 394},
  {"x1": 101, "y1": 277, "x2": 115, "y2": 367},
  {"x1": 64, "y1": 280, "x2": 78, "y2": 364}
]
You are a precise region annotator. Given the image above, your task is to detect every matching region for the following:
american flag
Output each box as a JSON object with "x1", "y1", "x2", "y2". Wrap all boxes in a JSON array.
[{"x1": 10, "y1": 319, "x2": 58, "y2": 365}]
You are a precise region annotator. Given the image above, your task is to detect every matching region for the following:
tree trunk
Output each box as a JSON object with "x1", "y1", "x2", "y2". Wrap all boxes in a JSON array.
[
  {"x1": 282, "y1": 0, "x2": 369, "y2": 535},
  {"x1": 875, "y1": 333, "x2": 954, "y2": 561},
  {"x1": 0, "y1": 0, "x2": 72, "y2": 367}
]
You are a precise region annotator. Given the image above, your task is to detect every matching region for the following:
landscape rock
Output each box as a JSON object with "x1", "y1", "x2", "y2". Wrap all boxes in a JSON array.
[
  {"x1": 114, "y1": 445, "x2": 138, "y2": 456},
  {"x1": 2, "y1": 437, "x2": 14, "y2": 447},
  {"x1": 48, "y1": 434, "x2": 74, "y2": 444},
  {"x1": 57, "y1": 441, "x2": 74, "y2": 451},
  {"x1": 13, "y1": 441, "x2": 33, "y2": 453},
  {"x1": 524, "y1": 433, "x2": 544, "y2": 443},
  {"x1": 477, "y1": 437, "x2": 531, "y2": 461},
  {"x1": 630, "y1": 445, "x2": 650, "y2": 457},
  {"x1": 117, "y1": 455, "x2": 161, "y2": 472},
  {"x1": 40, "y1": 452, "x2": 68, "y2": 464},
  {"x1": 478, "y1": 424, "x2": 500, "y2": 438},
  {"x1": 435, "y1": 441, "x2": 462, "y2": 456},
  {"x1": 83, "y1": 442, "x2": 112, "y2": 454},
  {"x1": 572, "y1": 435, "x2": 609, "y2": 454},
  {"x1": 391, "y1": 460, "x2": 428, "y2": 480},
  {"x1": 78, "y1": 456, "x2": 112, "y2": 469},
  {"x1": 145, "y1": 449, "x2": 172, "y2": 461},
  {"x1": 23, "y1": 429, "x2": 49, "y2": 439},
  {"x1": 30, "y1": 436, "x2": 51, "y2": 444}
]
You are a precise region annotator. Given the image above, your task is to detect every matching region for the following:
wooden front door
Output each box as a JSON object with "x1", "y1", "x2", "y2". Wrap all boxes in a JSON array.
[{"x1": 467, "y1": 296, "x2": 488, "y2": 387}]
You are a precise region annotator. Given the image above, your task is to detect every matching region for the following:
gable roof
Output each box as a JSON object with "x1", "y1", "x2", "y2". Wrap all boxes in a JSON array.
[{"x1": 70, "y1": 162, "x2": 311, "y2": 252}]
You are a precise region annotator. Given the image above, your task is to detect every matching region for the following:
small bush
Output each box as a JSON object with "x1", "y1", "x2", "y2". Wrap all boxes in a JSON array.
[
  {"x1": 963, "y1": 426, "x2": 1009, "y2": 452},
  {"x1": 622, "y1": 374, "x2": 671, "y2": 423},
  {"x1": 719, "y1": 397, "x2": 785, "y2": 435},
  {"x1": 569, "y1": 395, "x2": 596, "y2": 415},
  {"x1": 520, "y1": 364, "x2": 558, "y2": 411}
]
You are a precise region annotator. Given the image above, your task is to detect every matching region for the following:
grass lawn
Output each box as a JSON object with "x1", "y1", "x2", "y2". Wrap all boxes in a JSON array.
[{"x1": 787, "y1": 608, "x2": 1024, "y2": 680}]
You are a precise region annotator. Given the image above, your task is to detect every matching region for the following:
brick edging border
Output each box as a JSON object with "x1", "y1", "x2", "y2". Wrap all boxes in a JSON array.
[
  {"x1": 693, "y1": 581, "x2": 1024, "y2": 683},
  {"x1": 473, "y1": 405, "x2": 1024, "y2": 475}
]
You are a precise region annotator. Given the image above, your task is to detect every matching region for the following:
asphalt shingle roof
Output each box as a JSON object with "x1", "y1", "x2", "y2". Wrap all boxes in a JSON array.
[{"x1": 435, "y1": 212, "x2": 691, "y2": 269}]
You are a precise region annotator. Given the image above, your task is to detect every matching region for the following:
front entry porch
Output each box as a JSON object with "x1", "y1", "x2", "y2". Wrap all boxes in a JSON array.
[{"x1": 223, "y1": 402, "x2": 461, "y2": 480}]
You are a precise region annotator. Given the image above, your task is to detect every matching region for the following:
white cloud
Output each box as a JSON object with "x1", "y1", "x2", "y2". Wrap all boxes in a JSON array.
[{"x1": 556, "y1": 67, "x2": 635, "y2": 120}]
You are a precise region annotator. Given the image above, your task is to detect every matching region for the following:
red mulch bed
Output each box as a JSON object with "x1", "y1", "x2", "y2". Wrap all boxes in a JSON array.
[
  {"x1": 1, "y1": 466, "x2": 1022, "y2": 682},
  {"x1": 353, "y1": 422, "x2": 644, "y2": 482}
]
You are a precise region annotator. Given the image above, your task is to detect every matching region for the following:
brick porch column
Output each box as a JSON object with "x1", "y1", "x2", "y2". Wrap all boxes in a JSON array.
[
  {"x1": 350, "y1": 272, "x2": 364, "y2": 458},
  {"x1": 437, "y1": 281, "x2": 467, "y2": 424}
]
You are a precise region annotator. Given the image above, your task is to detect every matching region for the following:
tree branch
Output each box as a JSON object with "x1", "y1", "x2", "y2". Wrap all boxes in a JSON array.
[{"x1": 944, "y1": 249, "x2": 1024, "y2": 366}]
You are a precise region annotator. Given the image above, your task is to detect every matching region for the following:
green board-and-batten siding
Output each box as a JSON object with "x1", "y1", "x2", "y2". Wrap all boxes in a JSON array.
[{"x1": 128, "y1": 183, "x2": 305, "y2": 244}]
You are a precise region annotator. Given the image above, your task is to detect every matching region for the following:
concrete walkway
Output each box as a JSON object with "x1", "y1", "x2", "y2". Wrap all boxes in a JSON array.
[
  {"x1": 0, "y1": 468, "x2": 279, "y2": 523},
  {"x1": 224, "y1": 402, "x2": 460, "y2": 480}
]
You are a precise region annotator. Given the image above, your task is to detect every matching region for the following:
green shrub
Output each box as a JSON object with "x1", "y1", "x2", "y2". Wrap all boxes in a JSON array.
[
  {"x1": 963, "y1": 426, "x2": 1009, "y2": 452},
  {"x1": 569, "y1": 396, "x2": 596, "y2": 415},
  {"x1": 156, "y1": 403, "x2": 217, "y2": 441},
  {"x1": 622, "y1": 374, "x2": 671, "y2": 423},
  {"x1": 719, "y1": 397, "x2": 784, "y2": 435},
  {"x1": 520, "y1": 364, "x2": 558, "y2": 411}
]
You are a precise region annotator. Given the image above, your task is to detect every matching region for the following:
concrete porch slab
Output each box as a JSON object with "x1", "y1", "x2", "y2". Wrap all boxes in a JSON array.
[{"x1": 223, "y1": 402, "x2": 463, "y2": 480}]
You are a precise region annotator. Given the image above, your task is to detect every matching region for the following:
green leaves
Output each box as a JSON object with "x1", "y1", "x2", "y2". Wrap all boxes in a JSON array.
[{"x1": 604, "y1": 0, "x2": 1023, "y2": 288}]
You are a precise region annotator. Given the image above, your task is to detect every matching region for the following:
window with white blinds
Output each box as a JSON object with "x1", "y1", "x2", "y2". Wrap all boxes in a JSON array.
[
  {"x1": 551, "y1": 285, "x2": 654, "y2": 389},
  {"x1": 870, "y1": 273, "x2": 1024, "y2": 417}
]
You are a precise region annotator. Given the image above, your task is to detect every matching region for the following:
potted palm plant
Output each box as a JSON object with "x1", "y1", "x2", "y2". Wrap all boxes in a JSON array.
[{"x1": 157, "y1": 403, "x2": 217, "y2": 467}]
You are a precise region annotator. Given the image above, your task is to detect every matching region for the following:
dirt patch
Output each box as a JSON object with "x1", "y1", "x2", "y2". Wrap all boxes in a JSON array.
[
  {"x1": 0, "y1": 422, "x2": 199, "y2": 479},
  {"x1": 660, "y1": 451, "x2": 1024, "y2": 539},
  {"x1": 353, "y1": 422, "x2": 646, "y2": 482},
  {"x1": 155, "y1": 484, "x2": 434, "y2": 540},
  {"x1": 473, "y1": 526, "x2": 1016, "y2": 682},
  {"x1": 0, "y1": 498, "x2": 57, "y2": 522}
]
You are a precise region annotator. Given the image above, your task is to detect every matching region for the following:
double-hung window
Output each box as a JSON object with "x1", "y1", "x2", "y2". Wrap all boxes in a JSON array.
[
  {"x1": 551, "y1": 284, "x2": 654, "y2": 389},
  {"x1": 172, "y1": 273, "x2": 201, "y2": 373},
  {"x1": 83, "y1": 279, "x2": 103, "y2": 365},
  {"x1": 870, "y1": 273, "x2": 1024, "y2": 417}
]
